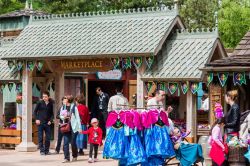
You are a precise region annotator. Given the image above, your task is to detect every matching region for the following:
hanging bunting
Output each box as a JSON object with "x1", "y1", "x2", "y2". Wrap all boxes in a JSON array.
[
  {"x1": 111, "y1": 58, "x2": 120, "y2": 69},
  {"x1": 145, "y1": 81, "x2": 154, "y2": 93},
  {"x1": 36, "y1": 61, "x2": 44, "y2": 71},
  {"x1": 8, "y1": 61, "x2": 15, "y2": 70},
  {"x1": 233, "y1": 72, "x2": 246, "y2": 85},
  {"x1": 27, "y1": 61, "x2": 35, "y2": 71},
  {"x1": 8, "y1": 83, "x2": 14, "y2": 92},
  {"x1": 190, "y1": 82, "x2": 199, "y2": 94},
  {"x1": 145, "y1": 55, "x2": 154, "y2": 69},
  {"x1": 207, "y1": 73, "x2": 213, "y2": 86},
  {"x1": 0, "y1": 84, "x2": 5, "y2": 94},
  {"x1": 168, "y1": 82, "x2": 178, "y2": 95},
  {"x1": 16, "y1": 83, "x2": 22, "y2": 93},
  {"x1": 180, "y1": 82, "x2": 189, "y2": 94},
  {"x1": 217, "y1": 72, "x2": 229, "y2": 87},
  {"x1": 16, "y1": 61, "x2": 24, "y2": 71},
  {"x1": 133, "y1": 57, "x2": 143, "y2": 69},
  {"x1": 122, "y1": 57, "x2": 132, "y2": 69},
  {"x1": 157, "y1": 82, "x2": 166, "y2": 91}
]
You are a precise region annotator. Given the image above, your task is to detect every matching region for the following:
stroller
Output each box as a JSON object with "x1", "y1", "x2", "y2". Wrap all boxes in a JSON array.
[{"x1": 165, "y1": 127, "x2": 204, "y2": 166}]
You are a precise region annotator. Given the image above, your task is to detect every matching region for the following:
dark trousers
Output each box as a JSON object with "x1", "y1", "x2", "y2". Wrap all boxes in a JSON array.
[
  {"x1": 98, "y1": 110, "x2": 108, "y2": 138},
  {"x1": 212, "y1": 160, "x2": 228, "y2": 166},
  {"x1": 63, "y1": 131, "x2": 78, "y2": 160},
  {"x1": 55, "y1": 127, "x2": 63, "y2": 153},
  {"x1": 38, "y1": 123, "x2": 51, "y2": 153},
  {"x1": 89, "y1": 143, "x2": 99, "y2": 159}
]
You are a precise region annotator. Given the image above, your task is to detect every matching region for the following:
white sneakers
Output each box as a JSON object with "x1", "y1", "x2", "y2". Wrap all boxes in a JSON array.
[{"x1": 88, "y1": 158, "x2": 98, "y2": 163}]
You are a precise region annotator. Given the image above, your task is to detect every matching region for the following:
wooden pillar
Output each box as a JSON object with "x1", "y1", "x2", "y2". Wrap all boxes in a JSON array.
[
  {"x1": 84, "y1": 78, "x2": 88, "y2": 107},
  {"x1": 186, "y1": 90, "x2": 197, "y2": 143},
  {"x1": 0, "y1": 91, "x2": 3, "y2": 128},
  {"x1": 16, "y1": 65, "x2": 37, "y2": 152},
  {"x1": 53, "y1": 71, "x2": 64, "y2": 147},
  {"x1": 137, "y1": 64, "x2": 146, "y2": 108}
]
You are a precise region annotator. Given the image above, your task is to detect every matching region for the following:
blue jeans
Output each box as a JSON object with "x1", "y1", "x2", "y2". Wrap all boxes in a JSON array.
[
  {"x1": 38, "y1": 123, "x2": 51, "y2": 153},
  {"x1": 63, "y1": 131, "x2": 78, "y2": 160}
]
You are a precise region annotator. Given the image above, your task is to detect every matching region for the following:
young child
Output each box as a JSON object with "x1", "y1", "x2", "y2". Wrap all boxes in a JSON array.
[
  {"x1": 81, "y1": 118, "x2": 103, "y2": 163},
  {"x1": 171, "y1": 127, "x2": 191, "y2": 149},
  {"x1": 209, "y1": 118, "x2": 227, "y2": 166}
]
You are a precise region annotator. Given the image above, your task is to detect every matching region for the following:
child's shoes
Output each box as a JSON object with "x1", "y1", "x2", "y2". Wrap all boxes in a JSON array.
[
  {"x1": 94, "y1": 158, "x2": 98, "y2": 162},
  {"x1": 88, "y1": 158, "x2": 94, "y2": 163}
]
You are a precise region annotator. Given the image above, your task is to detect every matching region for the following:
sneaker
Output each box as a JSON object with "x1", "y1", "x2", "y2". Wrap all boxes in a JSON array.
[
  {"x1": 88, "y1": 158, "x2": 94, "y2": 163},
  {"x1": 94, "y1": 158, "x2": 98, "y2": 162},
  {"x1": 45, "y1": 152, "x2": 52, "y2": 155},
  {"x1": 62, "y1": 159, "x2": 70, "y2": 163},
  {"x1": 40, "y1": 152, "x2": 45, "y2": 155},
  {"x1": 72, "y1": 158, "x2": 77, "y2": 162}
]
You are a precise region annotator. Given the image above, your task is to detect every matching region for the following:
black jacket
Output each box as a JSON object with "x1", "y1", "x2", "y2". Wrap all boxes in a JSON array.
[
  {"x1": 34, "y1": 99, "x2": 54, "y2": 124},
  {"x1": 91, "y1": 93, "x2": 109, "y2": 115},
  {"x1": 225, "y1": 103, "x2": 240, "y2": 134}
]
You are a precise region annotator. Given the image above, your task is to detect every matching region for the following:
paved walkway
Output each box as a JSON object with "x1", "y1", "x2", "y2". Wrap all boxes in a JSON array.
[{"x1": 0, "y1": 149, "x2": 118, "y2": 166}]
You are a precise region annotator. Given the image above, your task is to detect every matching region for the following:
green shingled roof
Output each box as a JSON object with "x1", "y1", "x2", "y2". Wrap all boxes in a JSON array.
[
  {"x1": 1, "y1": 7, "x2": 181, "y2": 60},
  {"x1": 142, "y1": 30, "x2": 224, "y2": 81}
]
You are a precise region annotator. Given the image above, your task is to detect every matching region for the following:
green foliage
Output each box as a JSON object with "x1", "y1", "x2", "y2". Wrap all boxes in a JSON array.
[
  {"x1": 0, "y1": 0, "x2": 23, "y2": 14},
  {"x1": 218, "y1": 0, "x2": 250, "y2": 48}
]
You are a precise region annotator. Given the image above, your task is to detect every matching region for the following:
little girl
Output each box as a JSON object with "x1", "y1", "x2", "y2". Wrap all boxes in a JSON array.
[
  {"x1": 81, "y1": 118, "x2": 103, "y2": 163},
  {"x1": 209, "y1": 118, "x2": 227, "y2": 166}
]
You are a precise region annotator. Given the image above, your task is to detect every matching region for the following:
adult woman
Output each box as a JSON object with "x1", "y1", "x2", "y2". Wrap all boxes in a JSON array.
[
  {"x1": 75, "y1": 95, "x2": 90, "y2": 155},
  {"x1": 224, "y1": 90, "x2": 240, "y2": 142}
]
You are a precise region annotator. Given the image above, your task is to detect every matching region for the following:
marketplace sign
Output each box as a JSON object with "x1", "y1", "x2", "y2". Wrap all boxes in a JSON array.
[
  {"x1": 54, "y1": 59, "x2": 112, "y2": 72},
  {"x1": 96, "y1": 69, "x2": 122, "y2": 80}
]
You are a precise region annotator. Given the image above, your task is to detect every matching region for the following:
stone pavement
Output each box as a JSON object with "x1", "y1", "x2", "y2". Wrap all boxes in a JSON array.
[{"x1": 0, "y1": 149, "x2": 118, "y2": 166}]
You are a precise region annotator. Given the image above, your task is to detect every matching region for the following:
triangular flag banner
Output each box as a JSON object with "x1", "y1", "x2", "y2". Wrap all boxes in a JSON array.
[
  {"x1": 133, "y1": 57, "x2": 143, "y2": 69},
  {"x1": 27, "y1": 61, "x2": 35, "y2": 71},
  {"x1": 122, "y1": 57, "x2": 132, "y2": 69},
  {"x1": 207, "y1": 73, "x2": 213, "y2": 86},
  {"x1": 145, "y1": 81, "x2": 154, "y2": 93},
  {"x1": 157, "y1": 82, "x2": 166, "y2": 91},
  {"x1": 8, "y1": 61, "x2": 15, "y2": 70},
  {"x1": 0, "y1": 84, "x2": 5, "y2": 94},
  {"x1": 145, "y1": 55, "x2": 154, "y2": 69},
  {"x1": 16, "y1": 83, "x2": 22, "y2": 93},
  {"x1": 36, "y1": 61, "x2": 44, "y2": 71},
  {"x1": 233, "y1": 72, "x2": 246, "y2": 85},
  {"x1": 180, "y1": 82, "x2": 189, "y2": 94},
  {"x1": 16, "y1": 61, "x2": 24, "y2": 71},
  {"x1": 8, "y1": 83, "x2": 14, "y2": 92},
  {"x1": 111, "y1": 58, "x2": 120, "y2": 69},
  {"x1": 217, "y1": 72, "x2": 229, "y2": 87},
  {"x1": 190, "y1": 82, "x2": 199, "y2": 94},
  {"x1": 168, "y1": 82, "x2": 178, "y2": 95}
]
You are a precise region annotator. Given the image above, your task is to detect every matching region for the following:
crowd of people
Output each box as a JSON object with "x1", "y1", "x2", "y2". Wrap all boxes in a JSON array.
[{"x1": 33, "y1": 87, "x2": 250, "y2": 165}]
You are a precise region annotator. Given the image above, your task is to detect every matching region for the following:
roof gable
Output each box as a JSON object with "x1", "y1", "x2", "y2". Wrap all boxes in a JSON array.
[
  {"x1": 1, "y1": 7, "x2": 181, "y2": 60},
  {"x1": 142, "y1": 30, "x2": 223, "y2": 81}
]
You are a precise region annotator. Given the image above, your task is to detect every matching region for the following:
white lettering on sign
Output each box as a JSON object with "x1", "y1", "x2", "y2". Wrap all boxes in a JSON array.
[{"x1": 97, "y1": 70, "x2": 122, "y2": 80}]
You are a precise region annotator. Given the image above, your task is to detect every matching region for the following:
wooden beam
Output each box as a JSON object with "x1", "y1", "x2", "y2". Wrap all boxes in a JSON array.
[{"x1": 45, "y1": 60, "x2": 55, "y2": 73}]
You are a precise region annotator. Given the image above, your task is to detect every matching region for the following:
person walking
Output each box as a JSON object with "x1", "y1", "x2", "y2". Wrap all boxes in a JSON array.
[
  {"x1": 224, "y1": 90, "x2": 240, "y2": 142},
  {"x1": 81, "y1": 118, "x2": 103, "y2": 163},
  {"x1": 75, "y1": 95, "x2": 90, "y2": 155},
  {"x1": 34, "y1": 91, "x2": 54, "y2": 155},
  {"x1": 92, "y1": 87, "x2": 109, "y2": 138},
  {"x1": 209, "y1": 118, "x2": 228, "y2": 166}
]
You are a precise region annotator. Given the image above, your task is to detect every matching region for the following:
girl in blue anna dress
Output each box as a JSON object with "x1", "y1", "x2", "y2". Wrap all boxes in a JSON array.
[{"x1": 141, "y1": 109, "x2": 175, "y2": 166}]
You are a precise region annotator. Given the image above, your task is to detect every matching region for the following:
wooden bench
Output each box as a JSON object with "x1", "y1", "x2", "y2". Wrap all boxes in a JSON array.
[{"x1": 0, "y1": 129, "x2": 21, "y2": 145}]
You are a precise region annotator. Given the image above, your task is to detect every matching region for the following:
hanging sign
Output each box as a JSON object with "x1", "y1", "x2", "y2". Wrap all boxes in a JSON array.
[
  {"x1": 217, "y1": 72, "x2": 229, "y2": 87},
  {"x1": 122, "y1": 57, "x2": 132, "y2": 69},
  {"x1": 133, "y1": 57, "x2": 143, "y2": 69},
  {"x1": 111, "y1": 58, "x2": 120, "y2": 69},
  {"x1": 16, "y1": 83, "x2": 22, "y2": 93},
  {"x1": 233, "y1": 72, "x2": 246, "y2": 85},
  {"x1": 8, "y1": 83, "x2": 14, "y2": 92},
  {"x1": 145, "y1": 81, "x2": 154, "y2": 93},
  {"x1": 190, "y1": 82, "x2": 199, "y2": 94},
  {"x1": 36, "y1": 61, "x2": 44, "y2": 71},
  {"x1": 97, "y1": 69, "x2": 122, "y2": 80},
  {"x1": 207, "y1": 73, "x2": 213, "y2": 86},
  {"x1": 8, "y1": 61, "x2": 15, "y2": 70},
  {"x1": 145, "y1": 55, "x2": 154, "y2": 69},
  {"x1": 157, "y1": 82, "x2": 166, "y2": 91},
  {"x1": 27, "y1": 61, "x2": 35, "y2": 71},
  {"x1": 168, "y1": 82, "x2": 178, "y2": 95},
  {"x1": 180, "y1": 82, "x2": 189, "y2": 94},
  {"x1": 16, "y1": 61, "x2": 24, "y2": 71}
]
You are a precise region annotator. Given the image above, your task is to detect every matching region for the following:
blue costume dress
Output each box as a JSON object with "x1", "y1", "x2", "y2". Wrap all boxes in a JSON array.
[{"x1": 245, "y1": 146, "x2": 250, "y2": 162}]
